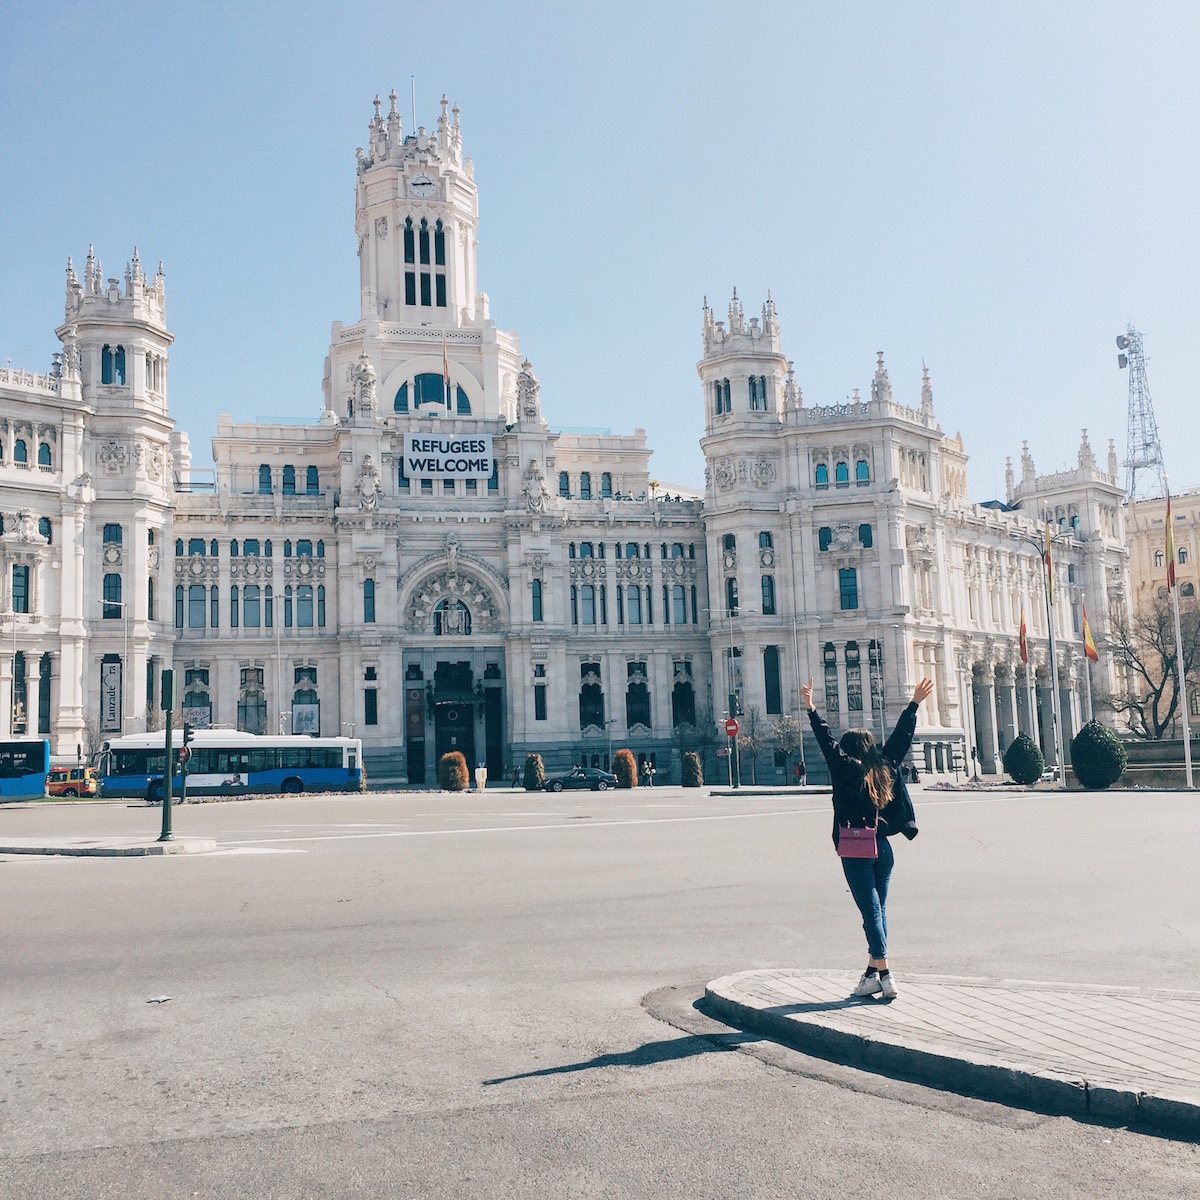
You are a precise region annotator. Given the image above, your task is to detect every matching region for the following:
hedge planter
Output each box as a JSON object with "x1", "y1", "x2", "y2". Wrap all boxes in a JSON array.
[
  {"x1": 439, "y1": 751, "x2": 469, "y2": 791},
  {"x1": 1002, "y1": 733, "x2": 1045, "y2": 786},
  {"x1": 1071, "y1": 721, "x2": 1128, "y2": 790}
]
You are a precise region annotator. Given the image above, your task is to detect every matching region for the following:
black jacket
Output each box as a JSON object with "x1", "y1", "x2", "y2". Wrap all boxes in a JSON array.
[{"x1": 809, "y1": 701, "x2": 920, "y2": 848}]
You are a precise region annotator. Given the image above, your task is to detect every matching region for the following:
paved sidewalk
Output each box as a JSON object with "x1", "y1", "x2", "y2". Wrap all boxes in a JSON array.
[
  {"x1": 706, "y1": 969, "x2": 1200, "y2": 1138},
  {"x1": 0, "y1": 836, "x2": 217, "y2": 857}
]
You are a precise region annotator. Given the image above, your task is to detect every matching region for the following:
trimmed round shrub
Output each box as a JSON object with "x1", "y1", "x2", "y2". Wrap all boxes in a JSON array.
[
  {"x1": 522, "y1": 752, "x2": 545, "y2": 791},
  {"x1": 1071, "y1": 721, "x2": 1128, "y2": 790},
  {"x1": 613, "y1": 749, "x2": 638, "y2": 789},
  {"x1": 1002, "y1": 733, "x2": 1044, "y2": 786},
  {"x1": 438, "y1": 751, "x2": 469, "y2": 791},
  {"x1": 681, "y1": 751, "x2": 703, "y2": 788}
]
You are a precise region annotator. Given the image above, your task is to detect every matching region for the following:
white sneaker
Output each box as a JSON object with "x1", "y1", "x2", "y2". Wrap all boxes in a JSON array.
[
  {"x1": 878, "y1": 973, "x2": 898, "y2": 1000},
  {"x1": 852, "y1": 971, "x2": 882, "y2": 997}
]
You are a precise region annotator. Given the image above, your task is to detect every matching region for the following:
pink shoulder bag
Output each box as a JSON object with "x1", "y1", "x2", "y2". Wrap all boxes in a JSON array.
[{"x1": 836, "y1": 820, "x2": 878, "y2": 859}]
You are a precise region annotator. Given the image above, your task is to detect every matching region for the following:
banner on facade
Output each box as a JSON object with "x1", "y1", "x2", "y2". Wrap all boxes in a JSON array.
[
  {"x1": 182, "y1": 705, "x2": 212, "y2": 729},
  {"x1": 100, "y1": 662, "x2": 121, "y2": 733},
  {"x1": 402, "y1": 434, "x2": 493, "y2": 481},
  {"x1": 292, "y1": 704, "x2": 320, "y2": 735}
]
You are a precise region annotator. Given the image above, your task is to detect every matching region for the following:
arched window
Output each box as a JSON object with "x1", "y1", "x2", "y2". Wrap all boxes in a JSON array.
[
  {"x1": 175, "y1": 585, "x2": 184, "y2": 628},
  {"x1": 188, "y1": 584, "x2": 206, "y2": 628},
  {"x1": 859, "y1": 523, "x2": 873, "y2": 548},
  {"x1": 264, "y1": 585, "x2": 273, "y2": 628},
  {"x1": 258, "y1": 464, "x2": 272, "y2": 494},
  {"x1": 243, "y1": 539, "x2": 259, "y2": 557},
  {"x1": 1155, "y1": 550, "x2": 1165, "y2": 568},
  {"x1": 210, "y1": 539, "x2": 218, "y2": 557},
  {"x1": 404, "y1": 217, "x2": 415, "y2": 264},
  {"x1": 761, "y1": 575, "x2": 776, "y2": 615},
  {"x1": 231, "y1": 540, "x2": 240, "y2": 557},
  {"x1": 394, "y1": 382, "x2": 409, "y2": 412},
  {"x1": 835, "y1": 462, "x2": 850, "y2": 487},
  {"x1": 819, "y1": 527, "x2": 832, "y2": 552},
  {"x1": 316, "y1": 540, "x2": 324, "y2": 558},
  {"x1": 531, "y1": 579, "x2": 543, "y2": 622},
  {"x1": 175, "y1": 538, "x2": 184, "y2": 557},
  {"x1": 433, "y1": 599, "x2": 471, "y2": 635},
  {"x1": 14, "y1": 439, "x2": 27, "y2": 464},
  {"x1": 748, "y1": 375, "x2": 768, "y2": 411},
  {"x1": 814, "y1": 463, "x2": 828, "y2": 488},
  {"x1": 317, "y1": 585, "x2": 326, "y2": 627},
  {"x1": 434, "y1": 219, "x2": 446, "y2": 265},
  {"x1": 456, "y1": 386, "x2": 471, "y2": 415},
  {"x1": 580, "y1": 472, "x2": 592, "y2": 500},
  {"x1": 37, "y1": 443, "x2": 51, "y2": 467},
  {"x1": 758, "y1": 531, "x2": 773, "y2": 550},
  {"x1": 855, "y1": 459, "x2": 870, "y2": 485},
  {"x1": 723, "y1": 533, "x2": 736, "y2": 552},
  {"x1": 243, "y1": 585, "x2": 261, "y2": 628},
  {"x1": 282, "y1": 465, "x2": 296, "y2": 495},
  {"x1": 419, "y1": 217, "x2": 430, "y2": 265},
  {"x1": 230, "y1": 584, "x2": 239, "y2": 628},
  {"x1": 580, "y1": 584, "x2": 597, "y2": 625},
  {"x1": 237, "y1": 667, "x2": 266, "y2": 735},
  {"x1": 725, "y1": 576, "x2": 739, "y2": 615},
  {"x1": 296, "y1": 584, "x2": 314, "y2": 628},
  {"x1": 414, "y1": 373, "x2": 445, "y2": 407},
  {"x1": 297, "y1": 539, "x2": 313, "y2": 557},
  {"x1": 101, "y1": 344, "x2": 113, "y2": 384},
  {"x1": 264, "y1": 539, "x2": 273, "y2": 556},
  {"x1": 103, "y1": 573, "x2": 122, "y2": 618},
  {"x1": 114, "y1": 346, "x2": 126, "y2": 385},
  {"x1": 147, "y1": 577, "x2": 155, "y2": 621},
  {"x1": 579, "y1": 542, "x2": 594, "y2": 558},
  {"x1": 625, "y1": 542, "x2": 639, "y2": 559},
  {"x1": 364, "y1": 579, "x2": 376, "y2": 623},
  {"x1": 671, "y1": 542, "x2": 685, "y2": 558},
  {"x1": 187, "y1": 538, "x2": 205, "y2": 556},
  {"x1": 211, "y1": 585, "x2": 219, "y2": 627},
  {"x1": 1182, "y1": 582, "x2": 1197, "y2": 598},
  {"x1": 1180, "y1": 547, "x2": 1190, "y2": 565}
]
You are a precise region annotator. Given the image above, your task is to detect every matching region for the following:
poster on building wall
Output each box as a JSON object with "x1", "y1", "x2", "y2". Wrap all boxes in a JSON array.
[
  {"x1": 100, "y1": 662, "x2": 121, "y2": 733},
  {"x1": 182, "y1": 705, "x2": 212, "y2": 729},
  {"x1": 402, "y1": 434, "x2": 493, "y2": 481},
  {"x1": 292, "y1": 704, "x2": 320, "y2": 735}
]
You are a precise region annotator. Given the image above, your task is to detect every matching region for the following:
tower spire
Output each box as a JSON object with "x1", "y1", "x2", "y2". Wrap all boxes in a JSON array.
[{"x1": 1118, "y1": 324, "x2": 1167, "y2": 500}]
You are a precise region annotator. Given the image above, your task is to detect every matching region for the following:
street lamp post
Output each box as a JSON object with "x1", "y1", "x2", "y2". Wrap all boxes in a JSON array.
[
  {"x1": 706, "y1": 605, "x2": 758, "y2": 789},
  {"x1": 1010, "y1": 527, "x2": 1068, "y2": 788}
]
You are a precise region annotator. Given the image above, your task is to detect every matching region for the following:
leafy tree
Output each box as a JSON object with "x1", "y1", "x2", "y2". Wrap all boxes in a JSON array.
[{"x1": 1100, "y1": 592, "x2": 1200, "y2": 739}]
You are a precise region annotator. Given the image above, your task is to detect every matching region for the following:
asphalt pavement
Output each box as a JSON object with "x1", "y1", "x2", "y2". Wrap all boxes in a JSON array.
[{"x1": 3, "y1": 785, "x2": 1200, "y2": 1198}]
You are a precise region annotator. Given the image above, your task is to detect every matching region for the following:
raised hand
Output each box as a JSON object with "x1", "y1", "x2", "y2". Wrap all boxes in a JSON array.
[
  {"x1": 913, "y1": 677, "x2": 934, "y2": 705},
  {"x1": 801, "y1": 678, "x2": 815, "y2": 711}
]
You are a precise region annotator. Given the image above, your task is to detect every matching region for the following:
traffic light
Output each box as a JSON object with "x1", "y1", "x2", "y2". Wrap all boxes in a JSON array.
[{"x1": 182, "y1": 722, "x2": 195, "y2": 747}]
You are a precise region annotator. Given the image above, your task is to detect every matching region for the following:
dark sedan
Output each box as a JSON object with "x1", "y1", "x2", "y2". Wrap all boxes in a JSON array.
[{"x1": 543, "y1": 766, "x2": 618, "y2": 792}]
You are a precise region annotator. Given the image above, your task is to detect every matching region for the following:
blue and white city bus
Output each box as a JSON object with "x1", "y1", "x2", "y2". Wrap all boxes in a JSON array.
[
  {"x1": 98, "y1": 730, "x2": 364, "y2": 802},
  {"x1": 0, "y1": 738, "x2": 51, "y2": 801}
]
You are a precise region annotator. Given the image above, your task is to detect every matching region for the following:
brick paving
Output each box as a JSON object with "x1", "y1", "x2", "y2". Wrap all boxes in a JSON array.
[{"x1": 705, "y1": 969, "x2": 1200, "y2": 1136}]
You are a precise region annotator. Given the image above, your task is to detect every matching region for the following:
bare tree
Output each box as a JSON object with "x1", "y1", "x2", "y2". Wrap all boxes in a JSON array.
[
  {"x1": 81, "y1": 717, "x2": 106, "y2": 764},
  {"x1": 1099, "y1": 592, "x2": 1200, "y2": 740},
  {"x1": 772, "y1": 714, "x2": 805, "y2": 781},
  {"x1": 738, "y1": 706, "x2": 765, "y2": 784}
]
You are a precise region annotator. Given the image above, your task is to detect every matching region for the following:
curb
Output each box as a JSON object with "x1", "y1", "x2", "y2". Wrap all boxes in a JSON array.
[
  {"x1": 704, "y1": 974, "x2": 1200, "y2": 1140},
  {"x1": 0, "y1": 839, "x2": 218, "y2": 857}
]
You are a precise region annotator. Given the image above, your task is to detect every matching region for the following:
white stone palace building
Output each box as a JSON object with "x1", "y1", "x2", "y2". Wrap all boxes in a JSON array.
[{"x1": 0, "y1": 91, "x2": 1131, "y2": 782}]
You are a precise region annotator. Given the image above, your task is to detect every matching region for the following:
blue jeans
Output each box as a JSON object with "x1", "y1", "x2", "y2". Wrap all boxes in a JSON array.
[{"x1": 840, "y1": 836, "x2": 894, "y2": 960}]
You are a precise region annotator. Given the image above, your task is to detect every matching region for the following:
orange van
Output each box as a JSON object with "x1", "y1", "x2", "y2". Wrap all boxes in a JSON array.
[{"x1": 46, "y1": 766, "x2": 99, "y2": 798}]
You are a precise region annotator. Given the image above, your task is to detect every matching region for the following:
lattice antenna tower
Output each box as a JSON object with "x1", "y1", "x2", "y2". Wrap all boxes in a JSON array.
[{"x1": 1117, "y1": 324, "x2": 1166, "y2": 501}]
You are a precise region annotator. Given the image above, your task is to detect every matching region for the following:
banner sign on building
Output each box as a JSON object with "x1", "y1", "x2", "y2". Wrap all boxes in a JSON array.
[
  {"x1": 402, "y1": 434, "x2": 493, "y2": 481},
  {"x1": 100, "y1": 661, "x2": 122, "y2": 733},
  {"x1": 292, "y1": 703, "x2": 320, "y2": 735}
]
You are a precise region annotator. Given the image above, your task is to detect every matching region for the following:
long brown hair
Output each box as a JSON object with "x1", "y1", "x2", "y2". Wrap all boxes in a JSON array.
[{"x1": 839, "y1": 729, "x2": 893, "y2": 810}]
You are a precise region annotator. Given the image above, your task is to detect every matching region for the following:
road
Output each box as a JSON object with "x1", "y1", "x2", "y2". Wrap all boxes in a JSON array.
[{"x1": 2, "y1": 786, "x2": 1199, "y2": 1198}]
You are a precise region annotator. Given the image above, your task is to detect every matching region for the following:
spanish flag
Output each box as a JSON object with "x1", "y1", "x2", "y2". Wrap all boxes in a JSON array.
[
  {"x1": 1166, "y1": 489, "x2": 1177, "y2": 591},
  {"x1": 1082, "y1": 604, "x2": 1099, "y2": 663},
  {"x1": 1019, "y1": 604, "x2": 1028, "y2": 664},
  {"x1": 1043, "y1": 523, "x2": 1054, "y2": 603}
]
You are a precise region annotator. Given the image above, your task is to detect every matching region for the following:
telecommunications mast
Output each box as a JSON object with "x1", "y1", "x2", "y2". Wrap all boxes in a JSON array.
[{"x1": 1117, "y1": 324, "x2": 1167, "y2": 501}]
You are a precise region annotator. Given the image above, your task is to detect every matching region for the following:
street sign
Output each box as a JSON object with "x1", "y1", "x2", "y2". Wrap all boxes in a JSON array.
[
  {"x1": 177, "y1": 746, "x2": 191, "y2": 765},
  {"x1": 725, "y1": 718, "x2": 739, "y2": 737},
  {"x1": 716, "y1": 748, "x2": 729, "y2": 757}
]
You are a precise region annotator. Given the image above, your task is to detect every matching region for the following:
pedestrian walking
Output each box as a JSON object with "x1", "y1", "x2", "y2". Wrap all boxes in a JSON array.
[{"x1": 802, "y1": 675, "x2": 934, "y2": 1001}]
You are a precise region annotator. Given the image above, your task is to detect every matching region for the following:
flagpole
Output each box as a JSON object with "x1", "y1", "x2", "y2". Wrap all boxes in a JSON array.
[
  {"x1": 1042, "y1": 527, "x2": 1066, "y2": 788},
  {"x1": 1171, "y1": 583, "x2": 1193, "y2": 788}
]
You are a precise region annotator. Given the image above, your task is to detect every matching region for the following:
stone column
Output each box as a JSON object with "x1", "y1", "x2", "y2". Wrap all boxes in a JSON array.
[
  {"x1": 27, "y1": 664, "x2": 41, "y2": 741},
  {"x1": 973, "y1": 663, "x2": 1000, "y2": 774},
  {"x1": 0, "y1": 656, "x2": 12, "y2": 738}
]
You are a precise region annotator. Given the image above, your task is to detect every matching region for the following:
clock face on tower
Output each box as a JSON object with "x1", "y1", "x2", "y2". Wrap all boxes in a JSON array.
[{"x1": 410, "y1": 174, "x2": 435, "y2": 198}]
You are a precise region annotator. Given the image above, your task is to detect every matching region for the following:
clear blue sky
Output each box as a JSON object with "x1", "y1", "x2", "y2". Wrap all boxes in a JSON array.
[{"x1": 2, "y1": 1, "x2": 1197, "y2": 497}]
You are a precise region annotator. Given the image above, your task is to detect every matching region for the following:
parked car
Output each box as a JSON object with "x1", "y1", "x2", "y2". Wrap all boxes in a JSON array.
[
  {"x1": 46, "y1": 766, "x2": 99, "y2": 798},
  {"x1": 543, "y1": 766, "x2": 618, "y2": 792}
]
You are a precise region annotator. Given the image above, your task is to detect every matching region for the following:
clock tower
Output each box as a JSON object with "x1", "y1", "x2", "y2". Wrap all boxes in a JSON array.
[{"x1": 355, "y1": 91, "x2": 480, "y2": 326}]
